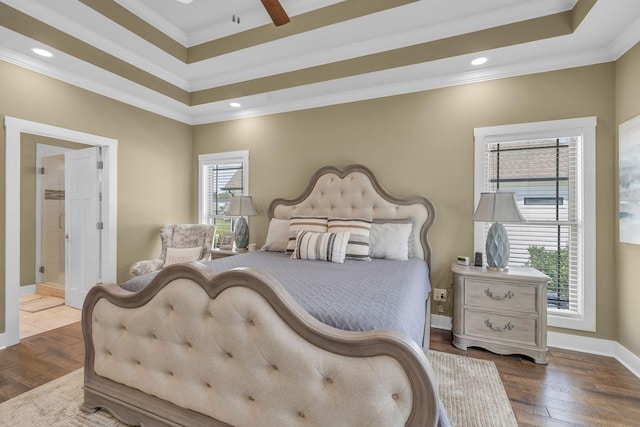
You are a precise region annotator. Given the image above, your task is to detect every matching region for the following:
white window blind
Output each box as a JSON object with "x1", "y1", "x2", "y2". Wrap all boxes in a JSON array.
[
  {"x1": 198, "y1": 151, "x2": 249, "y2": 247},
  {"x1": 474, "y1": 117, "x2": 596, "y2": 332},
  {"x1": 482, "y1": 138, "x2": 582, "y2": 313}
]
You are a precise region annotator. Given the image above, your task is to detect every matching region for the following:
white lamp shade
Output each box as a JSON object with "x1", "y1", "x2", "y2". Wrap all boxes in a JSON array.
[
  {"x1": 226, "y1": 196, "x2": 257, "y2": 217},
  {"x1": 473, "y1": 192, "x2": 525, "y2": 223}
]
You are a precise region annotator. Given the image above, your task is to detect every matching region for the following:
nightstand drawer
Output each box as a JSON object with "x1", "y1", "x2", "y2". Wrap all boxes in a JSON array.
[
  {"x1": 464, "y1": 279, "x2": 537, "y2": 313},
  {"x1": 463, "y1": 310, "x2": 537, "y2": 347}
]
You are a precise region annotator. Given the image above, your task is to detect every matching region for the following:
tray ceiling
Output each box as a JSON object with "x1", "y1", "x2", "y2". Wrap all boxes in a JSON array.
[{"x1": 1, "y1": 0, "x2": 639, "y2": 124}]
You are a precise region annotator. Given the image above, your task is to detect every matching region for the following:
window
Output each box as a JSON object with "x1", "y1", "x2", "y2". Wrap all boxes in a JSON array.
[
  {"x1": 198, "y1": 150, "x2": 249, "y2": 247},
  {"x1": 474, "y1": 118, "x2": 596, "y2": 331}
]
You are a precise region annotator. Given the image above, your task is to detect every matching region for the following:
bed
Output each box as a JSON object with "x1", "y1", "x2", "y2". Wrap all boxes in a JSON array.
[{"x1": 81, "y1": 164, "x2": 445, "y2": 426}]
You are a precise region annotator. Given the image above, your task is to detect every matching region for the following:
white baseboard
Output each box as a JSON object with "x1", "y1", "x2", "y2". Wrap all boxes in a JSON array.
[
  {"x1": 430, "y1": 314, "x2": 453, "y2": 330},
  {"x1": 430, "y1": 315, "x2": 640, "y2": 379},
  {"x1": 20, "y1": 284, "x2": 36, "y2": 296},
  {"x1": 548, "y1": 332, "x2": 640, "y2": 379},
  {"x1": 2, "y1": 285, "x2": 36, "y2": 349}
]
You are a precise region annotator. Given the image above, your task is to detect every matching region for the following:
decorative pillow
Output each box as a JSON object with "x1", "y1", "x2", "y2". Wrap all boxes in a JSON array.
[
  {"x1": 372, "y1": 218, "x2": 415, "y2": 258},
  {"x1": 327, "y1": 217, "x2": 372, "y2": 261},
  {"x1": 369, "y1": 222, "x2": 412, "y2": 260},
  {"x1": 261, "y1": 218, "x2": 291, "y2": 252},
  {"x1": 291, "y1": 231, "x2": 350, "y2": 264},
  {"x1": 164, "y1": 247, "x2": 203, "y2": 266},
  {"x1": 285, "y1": 216, "x2": 328, "y2": 253}
]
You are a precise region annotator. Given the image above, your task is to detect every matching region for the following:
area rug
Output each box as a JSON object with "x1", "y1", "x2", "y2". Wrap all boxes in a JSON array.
[
  {"x1": 0, "y1": 351, "x2": 517, "y2": 427},
  {"x1": 430, "y1": 351, "x2": 518, "y2": 426},
  {"x1": 19, "y1": 295, "x2": 64, "y2": 313}
]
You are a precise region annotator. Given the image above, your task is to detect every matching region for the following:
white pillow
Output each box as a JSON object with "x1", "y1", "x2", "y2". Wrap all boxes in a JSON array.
[
  {"x1": 261, "y1": 218, "x2": 291, "y2": 252},
  {"x1": 369, "y1": 222, "x2": 412, "y2": 261},
  {"x1": 164, "y1": 247, "x2": 203, "y2": 266},
  {"x1": 291, "y1": 231, "x2": 350, "y2": 264}
]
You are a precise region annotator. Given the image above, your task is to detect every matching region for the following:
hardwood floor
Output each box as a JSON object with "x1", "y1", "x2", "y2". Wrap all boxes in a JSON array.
[
  {"x1": 1, "y1": 323, "x2": 639, "y2": 426},
  {"x1": 430, "y1": 329, "x2": 640, "y2": 426},
  {"x1": 0, "y1": 322, "x2": 83, "y2": 403}
]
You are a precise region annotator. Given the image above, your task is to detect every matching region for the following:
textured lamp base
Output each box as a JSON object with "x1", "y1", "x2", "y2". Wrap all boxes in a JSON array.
[
  {"x1": 235, "y1": 217, "x2": 249, "y2": 249},
  {"x1": 486, "y1": 222, "x2": 510, "y2": 269}
]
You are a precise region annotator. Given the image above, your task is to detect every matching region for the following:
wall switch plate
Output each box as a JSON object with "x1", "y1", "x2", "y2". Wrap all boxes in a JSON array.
[{"x1": 433, "y1": 288, "x2": 448, "y2": 301}]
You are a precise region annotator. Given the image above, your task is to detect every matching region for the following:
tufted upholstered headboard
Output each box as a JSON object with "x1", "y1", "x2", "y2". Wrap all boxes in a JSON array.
[
  {"x1": 82, "y1": 263, "x2": 441, "y2": 427},
  {"x1": 268, "y1": 164, "x2": 436, "y2": 271}
]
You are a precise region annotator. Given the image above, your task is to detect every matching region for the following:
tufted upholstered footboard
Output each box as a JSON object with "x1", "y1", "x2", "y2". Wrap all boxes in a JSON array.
[{"x1": 82, "y1": 262, "x2": 441, "y2": 427}]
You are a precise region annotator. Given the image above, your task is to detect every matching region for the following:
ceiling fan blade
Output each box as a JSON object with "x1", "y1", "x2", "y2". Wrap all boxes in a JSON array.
[{"x1": 260, "y1": 0, "x2": 290, "y2": 26}]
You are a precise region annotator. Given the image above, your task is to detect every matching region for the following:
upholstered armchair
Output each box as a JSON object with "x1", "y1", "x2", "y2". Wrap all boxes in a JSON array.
[{"x1": 129, "y1": 224, "x2": 216, "y2": 278}]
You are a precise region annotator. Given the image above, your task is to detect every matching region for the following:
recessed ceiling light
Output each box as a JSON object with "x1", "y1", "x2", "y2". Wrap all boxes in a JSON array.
[
  {"x1": 32, "y1": 48, "x2": 53, "y2": 58},
  {"x1": 175, "y1": 0, "x2": 193, "y2": 4},
  {"x1": 471, "y1": 57, "x2": 488, "y2": 66},
  {"x1": 230, "y1": 102, "x2": 241, "y2": 108}
]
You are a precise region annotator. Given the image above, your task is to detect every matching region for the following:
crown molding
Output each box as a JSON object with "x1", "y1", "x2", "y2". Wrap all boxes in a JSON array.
[
  {"x1": 2, "y1": 0, "x2": 638, "y2": 125},
  {"x1": 2, "y1": 0, "x2": 190, "y2": 89},
  {"x1": 609, "y1": 14, "x2": 640, "y2": 60},
  {"x1": 115, "y1": 0, "x2": 189, "y2": 46},
  {"x1": 0, "y1": 44, "x2": 193, "y2": 124},
  {"x1": 0, "y1": 35, "x2": 625, "y2": 126}
]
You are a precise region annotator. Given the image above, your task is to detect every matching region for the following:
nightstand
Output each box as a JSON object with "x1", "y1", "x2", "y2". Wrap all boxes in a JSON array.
[
  {"x1": 209, "y1": 248, "x2": 243, "y2": 259},
  {"x1": 451, "y1": 262, "x2": 550, "y2": 364}
]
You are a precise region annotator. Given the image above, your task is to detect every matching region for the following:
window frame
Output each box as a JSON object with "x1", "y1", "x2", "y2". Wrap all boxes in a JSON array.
[
  {"x1": 474, "y1": 117, "x2": 596, "y2": 331},
  {"x1": 198, "y1": 149, "x2": 250, "y2": 226}
]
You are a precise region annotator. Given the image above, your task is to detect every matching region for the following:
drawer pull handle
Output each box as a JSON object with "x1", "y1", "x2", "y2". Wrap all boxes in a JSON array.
[
  {"x1": 485, "y1": 289, "x2": 514, "y2": 300},
  {"x1": 485, "y1": 319, "x2": 514, "y2": 331}
]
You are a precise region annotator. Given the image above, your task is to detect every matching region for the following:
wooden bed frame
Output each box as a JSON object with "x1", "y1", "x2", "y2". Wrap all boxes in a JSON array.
[{"x1": 81, "y1": 164, "x2": 439, "y2": 426}]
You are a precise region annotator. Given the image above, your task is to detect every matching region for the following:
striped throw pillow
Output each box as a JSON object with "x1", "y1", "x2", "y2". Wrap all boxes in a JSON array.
[
  {"x1": 285, "y1": 216, "x2": 328, "y2": 253},
  {"x1": 291, "y1": 231, "x2": 350, "y2": 263},
  {"x1": 328, "y1": 217, "x2": 372, "y2": 261}
]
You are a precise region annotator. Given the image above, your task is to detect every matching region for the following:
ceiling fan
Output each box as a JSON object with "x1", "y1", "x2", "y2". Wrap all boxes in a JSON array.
[
  {"x1": 177, "y1": 0, "x2": 289, "y2": 26},
  {"x1": 260, "y1": 0, "x2": 290, "y2": 26}
]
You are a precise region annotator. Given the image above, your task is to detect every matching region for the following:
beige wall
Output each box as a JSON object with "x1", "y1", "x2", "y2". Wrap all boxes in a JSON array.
[
  {"x1": 616, "y1": 42, "x2": 640, "y2": 356},
  {"x1": 0, "y1": 60, "x2": 193, "y2": 332},
  {"x1": 193, "y1": 63, "x2": 618, "y2": 341},
  {"x1": 0, "y1": 56, "x2": 627, "y2": 350}
]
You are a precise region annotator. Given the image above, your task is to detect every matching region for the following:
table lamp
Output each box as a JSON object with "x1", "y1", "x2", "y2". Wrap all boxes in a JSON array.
[
  {"x1": 226, "y1": 195, "x2": 257, "y2": 250},
  {"x1": 473, "y1": 192, "x2": 525, "y2": 270}
]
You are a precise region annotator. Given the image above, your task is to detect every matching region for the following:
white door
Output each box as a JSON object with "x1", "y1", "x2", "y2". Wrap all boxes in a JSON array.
[{"x1": 65, "y1": 147, "x2": 102, "y2": 309}]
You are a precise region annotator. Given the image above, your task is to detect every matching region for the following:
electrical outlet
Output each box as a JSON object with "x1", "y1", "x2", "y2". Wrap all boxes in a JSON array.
[{"x1": 433, "y1": 288, "x2": 448, "y2": 301}]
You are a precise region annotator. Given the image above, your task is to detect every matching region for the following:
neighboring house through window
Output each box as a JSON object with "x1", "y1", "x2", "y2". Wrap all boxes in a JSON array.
[
  {"x1": 198, "y1": 150, "x2": 249, "y2": 247},
  {"x1": 474, "y1": 117, "x2": 596, "y2": 331}
]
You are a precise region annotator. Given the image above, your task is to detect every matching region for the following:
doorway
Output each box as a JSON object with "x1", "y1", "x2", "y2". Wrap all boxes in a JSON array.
[{"x1": 1, "y1": 117, "x2": 118, "y2": 349}]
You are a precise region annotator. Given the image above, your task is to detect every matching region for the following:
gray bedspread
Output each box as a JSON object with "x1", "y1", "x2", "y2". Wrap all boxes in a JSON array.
[{"x1": 121, "y1": 251, "x2": 431, "y2": 344}]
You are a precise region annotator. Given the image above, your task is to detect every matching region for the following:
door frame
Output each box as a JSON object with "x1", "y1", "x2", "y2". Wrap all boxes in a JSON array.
[{"x1": 1, "y1": 116, "x2": 118, "y2": 348}]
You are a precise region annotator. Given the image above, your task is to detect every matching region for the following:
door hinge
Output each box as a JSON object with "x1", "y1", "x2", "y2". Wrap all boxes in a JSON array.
[
  {"x1": 39, "y1": 167, "x2": 45, "y2": 174},
  {"x1": 99, "y1": 192, "x2": 102, "y2": 202},
  {"x1": 39, "y1": 266, "x2": 45, "y2": 274},
  {"x1": 97, "y1": 222, "x2": 104, "y2": 230},
  {"x1": 97, "y1": 161, "x2": 104, "y2": 170}
]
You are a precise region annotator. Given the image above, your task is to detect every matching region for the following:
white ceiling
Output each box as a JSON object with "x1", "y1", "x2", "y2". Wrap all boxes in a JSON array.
[
  {"x1": 1, "y1": 0, "x2": 640, "y2": 125},
  {"x1": 122, "y1": 0, "x2": 345, "y2": 45}
]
